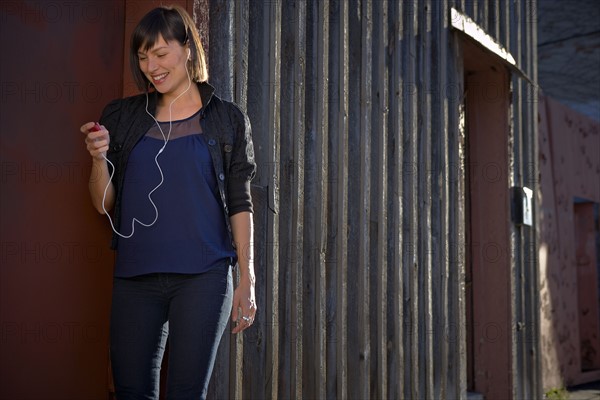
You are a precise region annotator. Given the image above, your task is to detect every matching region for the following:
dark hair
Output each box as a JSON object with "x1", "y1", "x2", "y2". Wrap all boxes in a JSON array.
[{"x1": 129, "y1": 5, "x2": 208, "y2": 91}]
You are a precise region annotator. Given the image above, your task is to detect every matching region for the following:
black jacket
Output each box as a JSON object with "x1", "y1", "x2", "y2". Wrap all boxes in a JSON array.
[{"x1": 100, "y1": 82, "x2": 256, "y2": 250}]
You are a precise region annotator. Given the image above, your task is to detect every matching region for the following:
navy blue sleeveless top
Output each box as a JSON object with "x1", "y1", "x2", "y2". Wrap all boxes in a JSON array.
[{"x1": 114, "y1": 108, "x2": 236, "y2": 277}]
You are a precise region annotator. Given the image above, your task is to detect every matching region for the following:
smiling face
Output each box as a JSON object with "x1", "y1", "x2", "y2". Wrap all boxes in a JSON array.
[
  {"x1": 138, "y1": 35, "x2": 189, "y2": 96},
  {"x1": 129, "y1": 6, "x2": 208, "y2": 92}
]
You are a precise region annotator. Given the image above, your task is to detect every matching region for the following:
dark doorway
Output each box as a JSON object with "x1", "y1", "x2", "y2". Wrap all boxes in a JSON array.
[{"x1": 463, "y1": 38, "x2": 512, "y2": 399}]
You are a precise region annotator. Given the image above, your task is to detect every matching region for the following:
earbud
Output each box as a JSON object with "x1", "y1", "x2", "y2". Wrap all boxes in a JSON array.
[{"x1": 187, "y1": 48, "x2": 191, "y2": 61}]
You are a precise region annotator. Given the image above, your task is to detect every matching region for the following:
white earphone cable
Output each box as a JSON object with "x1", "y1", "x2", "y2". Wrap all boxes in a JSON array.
[{"x1": 100, "y1": 65, "x2": 193, "y2": 238}]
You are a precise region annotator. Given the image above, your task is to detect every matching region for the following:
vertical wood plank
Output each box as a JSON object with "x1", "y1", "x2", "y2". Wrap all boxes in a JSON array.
[
  {"x1": 316, "y1": 1, "x2": 329, "y2": 396},
  {"x1": 315, "y1": 1, "x2": 329, "y2": 399},
  {"x1": 204, "y1": 1, "x2": 233, "y2": 398},
  {"x1": 264, "y1": 1, "x2": 281, "y2": 398},
  {"x1": 374, "y1": 0, "x2": 388, "y2": 399},
  {"x1": 510, "y1": 1, "x2": 522, "y2": 398},
  {"x1": 208, "y1": 0, "x2": 234, "y2": 100},
  {"x1": 230, "y1": 2, "x2": 249, "y2": 397},
  {"x1": 499, "y1": 0, "x2": 509, "y2": 53},
  {"x1": 243, "y1": 1, "x2": 281, "y2": 399},
  {"x1": 418, "y1": 0, "x2": 434, "y2": 396},
  {"x1": 326, "y1": 0, "x2": 337, "y2": 394},
  {"x1": 444, "y1": 31, "x2": 465, "y2": 399},
  {"x1": 278, "y1": 1, "x2": 293, "y2": 397},
  {"x1": 403, "y1": 1, "x2": 419, "y2": 398},
  {"x1": 300, "y1": 1, "x2": 329, "y2": 398},
  {"x1": 336, "y1": 0, "x2": 349, "y2": 398},
  {"x1": 440, "y1": 0, "x2": 451, "y2": 396},
  {"x1": 346, "y1": 0, "x2": 362, "y2": 397},
  {"x1": 234, "y1": 0, "x2": 249, "y2": 109},
  {"x1": 477, "y1": 0, "x2": 488, "y2": 31},
  {"x1": 390, "y1": 0, "x2": 405, "y2": 398},
  {"x1": 194, "y1": 0, "x2": 210, "y2": 65},
  {"x1": 528, "y1": 1, "x2": 542, "y2": 397},
  {"x1": 431, "y1": 0, "x2": 450, "y2": 398},
  {"x1": 289, "y1": 0, "x2": 306, "y2": 398},
  {"x1": 489, "y1": 0, "x2": 500, "y2": 42},
  {"x1": 277, "y1": 0, "x2": 292, "y2": 397},
  {"x1": 358, "y1": 0, "x2": 373, "y2": 398}
]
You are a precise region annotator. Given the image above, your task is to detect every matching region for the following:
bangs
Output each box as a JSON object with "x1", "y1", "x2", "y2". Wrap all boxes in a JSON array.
[{"x1": 131, "y1": 8, "x2": 187, "y2": 53}]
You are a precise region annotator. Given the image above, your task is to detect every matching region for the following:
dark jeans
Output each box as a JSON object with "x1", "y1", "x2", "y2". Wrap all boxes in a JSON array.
[{"x1": 110, "y1": 262, "x2": 233, "y2": 400}]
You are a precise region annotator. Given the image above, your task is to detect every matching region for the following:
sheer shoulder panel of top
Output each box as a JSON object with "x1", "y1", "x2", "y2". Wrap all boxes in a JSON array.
[{"x1": 146, "y1": 108, "x2": 203, "y2": 140}]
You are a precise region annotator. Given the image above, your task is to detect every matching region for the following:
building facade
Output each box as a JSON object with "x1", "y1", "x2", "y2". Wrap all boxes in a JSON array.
[{"x1": 0, "y1": 0, "x2": 546, "y2": 399}]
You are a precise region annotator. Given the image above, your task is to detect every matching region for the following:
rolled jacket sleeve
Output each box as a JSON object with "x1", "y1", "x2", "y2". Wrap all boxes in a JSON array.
[{"x1": 227, "y1": 105, "x2": 256, "y2": 215}]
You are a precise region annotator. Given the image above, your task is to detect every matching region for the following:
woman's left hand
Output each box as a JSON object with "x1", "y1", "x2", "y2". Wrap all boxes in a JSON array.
[{"x1": 231, "y1": 275, "x2": 257, "y2": 334}]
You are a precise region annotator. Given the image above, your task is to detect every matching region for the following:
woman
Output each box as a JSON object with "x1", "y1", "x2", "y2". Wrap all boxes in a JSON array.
[{"x1": 80, "y1": 5, "x2": 256, "y2": 399}]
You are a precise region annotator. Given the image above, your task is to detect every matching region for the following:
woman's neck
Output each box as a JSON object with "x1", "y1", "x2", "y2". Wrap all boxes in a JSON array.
[
  {"x1": 154, "y1": 84, "x2": 203, "y2": 121},
  {"x1": 158, "y1": 83, "x2": 201, "y2": 108}
]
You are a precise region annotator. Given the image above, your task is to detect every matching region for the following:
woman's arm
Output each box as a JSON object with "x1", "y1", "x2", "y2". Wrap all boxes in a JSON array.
[
  {"x1": 230, "y1": 211, "x2": 257, "y2": 334},
  {"x1": 80, "y1": 122, "x2": 115, "y2": 214}
]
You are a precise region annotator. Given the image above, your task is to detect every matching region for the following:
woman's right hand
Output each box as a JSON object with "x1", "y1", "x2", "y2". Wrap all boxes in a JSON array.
[
  {"x1": 80, "y1": 121, "x2": 115, "y2": 213},
  {"x1": 80, "y1": 122, "x2": 110, "y2": 161}
]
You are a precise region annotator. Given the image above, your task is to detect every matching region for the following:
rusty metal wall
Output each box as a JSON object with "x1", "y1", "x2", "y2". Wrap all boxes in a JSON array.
[
  {"x1": 0, "y1": 1, "x2": 125, "y2": 397},
  {"x1": 200, "y1": 0, "x2": 540, "y2": 399}
]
